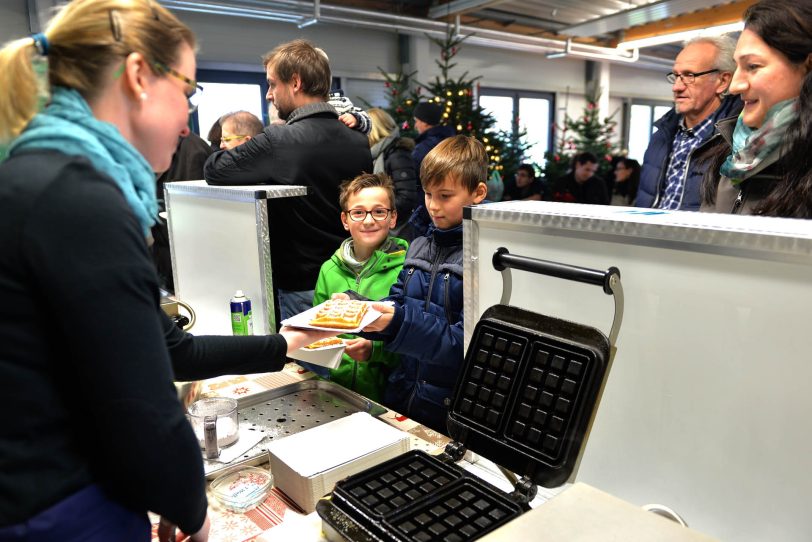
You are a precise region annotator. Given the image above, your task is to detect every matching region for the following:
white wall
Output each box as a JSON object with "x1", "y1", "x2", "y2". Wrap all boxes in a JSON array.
[
  {"x1": 0, "y1": 1, "x2": 30, "y2": 41},
  {"x1": 179, "y1": 12, "x2": 398, "y2": 80}
]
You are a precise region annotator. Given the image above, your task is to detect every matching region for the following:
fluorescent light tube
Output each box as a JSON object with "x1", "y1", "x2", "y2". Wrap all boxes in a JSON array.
[{"x1": 616, "y1": 21, "x2": 744, "y2": 50}]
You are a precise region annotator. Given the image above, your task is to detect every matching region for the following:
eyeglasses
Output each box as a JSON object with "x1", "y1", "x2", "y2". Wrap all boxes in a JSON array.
[
  {"x1": 346, "y1": 208, "x2": 391, "y2": 222},
  {"x1": 221, "y1": 134, "x2": 249, "y2": 143},
  {"x1": 151, "y1": 61, "x2": 204, "y2": 113},
  {"x1": 665, "y1": 69, "x2": 720, "y2": 85}
]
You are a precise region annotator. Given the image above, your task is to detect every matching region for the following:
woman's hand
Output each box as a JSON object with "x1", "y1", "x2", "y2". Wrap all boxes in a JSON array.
[
  {"x1": 279, "y1": 326, "x2": 340, "y2": 353},
  {"x1": 158, "y1": 515, "x2": 210, "y2": 542},
  {"x1": 361, "y1": 303, "x2": 394, "y2": 333},
  {"x1": 344, "y1": 338, "x2": 372, "y2": 361}
]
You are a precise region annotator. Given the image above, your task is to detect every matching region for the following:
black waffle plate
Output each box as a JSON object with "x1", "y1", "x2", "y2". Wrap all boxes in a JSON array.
[
  {"x1": 448, "y1": 304, "x2": 610, "y2": 487},
  {"x1": 328, "y1": 450, "x2": 523, "y2": 542}
]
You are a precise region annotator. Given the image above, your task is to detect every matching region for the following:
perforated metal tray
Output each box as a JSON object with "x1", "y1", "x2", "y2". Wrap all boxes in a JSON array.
[{"x1": 203, "y1": 380, "x2": 388, "y2": 478}]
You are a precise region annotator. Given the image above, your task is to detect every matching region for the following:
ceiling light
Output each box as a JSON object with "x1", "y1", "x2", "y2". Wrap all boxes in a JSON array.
[
  {"x1": 545, "y1": 38, "x2": 639, "y2": 63},
  {"x1": 616, "y1": 21, "x2": 744, "y2": 50}
]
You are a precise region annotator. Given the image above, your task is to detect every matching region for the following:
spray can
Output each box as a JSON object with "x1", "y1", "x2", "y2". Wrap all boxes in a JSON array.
[{"x1": 230, "y1": 290, "x2": 253, "y2": 336}]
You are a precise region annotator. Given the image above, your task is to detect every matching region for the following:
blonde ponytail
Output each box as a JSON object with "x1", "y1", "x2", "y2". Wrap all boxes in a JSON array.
[{"x1": 0, "y1": 37, "x2": 48, "y2": 142}]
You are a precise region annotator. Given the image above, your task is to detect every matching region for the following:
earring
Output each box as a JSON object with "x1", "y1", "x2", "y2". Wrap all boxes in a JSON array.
[{"x1": 140, "y1": 92, "x2": 148, "y2": 101}]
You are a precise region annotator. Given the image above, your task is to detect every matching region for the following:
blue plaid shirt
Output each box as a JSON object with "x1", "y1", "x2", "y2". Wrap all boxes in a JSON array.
[{"x1": 658, "y1": 115, "x2": 715, "y2": 210}]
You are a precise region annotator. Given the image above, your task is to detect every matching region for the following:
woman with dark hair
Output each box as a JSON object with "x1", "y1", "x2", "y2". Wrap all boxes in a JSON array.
[
  {"x1": 613, "y1": 158, "x2": 641, "y2": 206},
  {"x1": 701, "y1": 0, "x2": 812, "y2": 217}
]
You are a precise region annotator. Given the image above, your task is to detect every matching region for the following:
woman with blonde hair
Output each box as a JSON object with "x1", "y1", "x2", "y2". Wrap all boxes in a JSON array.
[
  {"x1": 368, "y1": 107, "x2": 418, "y2": 239},
  {"x1": 0, "y1": 1, "x2": 330, "y2": 540}
]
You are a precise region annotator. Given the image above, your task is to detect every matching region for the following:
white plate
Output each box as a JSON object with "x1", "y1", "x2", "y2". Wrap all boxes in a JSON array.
[
  {"x1": 289, "y1": 341, "x2": 346, "y2": 369},
  {"x1": 280, "y1": 301, "x2": 383, "y2": 333}
]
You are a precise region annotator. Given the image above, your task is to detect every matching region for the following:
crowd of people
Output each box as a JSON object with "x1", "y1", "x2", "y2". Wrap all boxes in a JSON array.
[{"x1": 0, "y1": 0, "x2": 809, "y2": 540}]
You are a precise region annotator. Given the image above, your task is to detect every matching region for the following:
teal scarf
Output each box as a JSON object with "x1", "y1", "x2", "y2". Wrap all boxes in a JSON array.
[
  {"x1": 720, "y1": 98, "x2": 797, "y2": 185},
  {"x1": 9, "y1": 87, "x2": 158, "y2": 236}
]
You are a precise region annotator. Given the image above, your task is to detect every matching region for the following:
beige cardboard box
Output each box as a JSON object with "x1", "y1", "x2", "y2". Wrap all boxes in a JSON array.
[{"x1": 267, "y1": 412, "x2": 410, "y2": 513}]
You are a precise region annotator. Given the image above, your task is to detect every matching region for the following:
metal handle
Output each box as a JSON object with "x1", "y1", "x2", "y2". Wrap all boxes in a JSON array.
[
  {"x1": 492, "y1": 247, "x2": 623, "y2": 349},
  {"x1": 203, "y1": 415, "x2": 219, "y2": 459},
  {"x1": 493, "y1": 247, "x2": 619, "y2": 295},
  {"x1": 642, "y1": 504, "x2": 689, "y2": 527},
  {"x1": 174, "y1": 298, "x2": 196, "y2": 331}
]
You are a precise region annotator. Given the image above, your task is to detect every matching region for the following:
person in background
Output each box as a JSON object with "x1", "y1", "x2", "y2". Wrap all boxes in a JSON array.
[
  {"x1": 153, "y1": 132, "x2": 212, "y2": 292},
  {"x1": 637, "y1": 35, "x2": 740, "y2": 211},
  {"x1": 329, "y1": 89, "x2": 372, "y2": 135},
  {"x1": 355, "y1": 135, "x2": 488, "y2": 433},
  {"x1": 206, "y1": 117, "x2": 222, "y2": 151},
  {"x1": 411, "y1": 100, "x2": 455, "y2": 177},
  {"x1": 312, "y1": 173, "x2": 408, "y2": 397},
  {"x1": 552, "y1": 152, "x2": 609, "y2": 205},
  {"x1": 367, "y1": 107, "x2": 418, "y2": 239},
  {"x1": 612, "y1": 158, "x2": 641, "y2": 206},
  {"x1": 204, "y1": 39, "x2": 372, "y2": 321},
  {"x1": 0, "y1": 2, "x2": 332, "y2": 541},
  {"x1": 219, "y1": 110, "x2": 263, "y2": 150},
  {"x1": 701, "y1": 0, "x2": 812, "y2": 217},
  {"x1": 502, "y1": 163, "x2": 544, "y2": 201}
]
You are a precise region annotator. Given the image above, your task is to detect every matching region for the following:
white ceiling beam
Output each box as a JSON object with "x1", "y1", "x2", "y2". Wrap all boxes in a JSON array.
[{"x1": 427, "y1": 0, "x2": 512, "y2": 19}]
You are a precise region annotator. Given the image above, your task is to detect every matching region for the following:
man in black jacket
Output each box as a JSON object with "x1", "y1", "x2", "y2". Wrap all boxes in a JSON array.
[{"x1": 204, "y1": 40, "x2": 372, "y2": 320}]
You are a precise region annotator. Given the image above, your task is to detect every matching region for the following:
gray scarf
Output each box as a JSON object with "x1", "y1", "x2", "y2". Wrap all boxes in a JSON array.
[{"x1": 370, "y1": 127, "x2": 400, "y2": 174}]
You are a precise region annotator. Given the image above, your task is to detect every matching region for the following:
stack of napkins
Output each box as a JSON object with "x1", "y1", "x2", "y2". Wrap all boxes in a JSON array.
[{"x1": 267, "y1": 412, "x2": 409, "y2": 512}]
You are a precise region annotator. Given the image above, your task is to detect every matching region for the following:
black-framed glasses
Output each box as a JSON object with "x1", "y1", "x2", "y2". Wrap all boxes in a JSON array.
[
  {"x1": 152, "y1": 61, "x2": 204, "y2": 113},
  {"x1": 665, "y1": 69, "x2": 720, "y2": 85},
  {"x1": 346, "y1": 208, "x2": 391, "y2": 222}
]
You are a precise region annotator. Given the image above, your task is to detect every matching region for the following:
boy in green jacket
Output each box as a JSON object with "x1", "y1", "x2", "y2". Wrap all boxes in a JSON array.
[{"x1": 311, "y1": 173, "x2": 408, "y2": 401}]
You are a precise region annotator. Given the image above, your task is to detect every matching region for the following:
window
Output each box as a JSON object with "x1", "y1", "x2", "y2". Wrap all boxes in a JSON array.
[
  {"x1": 194, "y1": 69, "x2": 268, "y2": 145},
  {"x1": 479, "y1": 88, "x2": 554, "y2": 169},
  {"x1": 625, "y1": 100, "x2": 672, "y2": 163}
]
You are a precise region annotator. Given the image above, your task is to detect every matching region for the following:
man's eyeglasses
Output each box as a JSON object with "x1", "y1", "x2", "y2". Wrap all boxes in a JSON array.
[
  {"x1": 665, "y1": 69, "x2": 720, "y2": 85},
  {"x1": 151, "y1": 61, "x2": 204, "y2": 113},
  {"x1": 346, "y1": 208, "x2": 391, "y2": 222},
  {"x1": 221, "y1": 134, "x2": 249, "y2": 143}
]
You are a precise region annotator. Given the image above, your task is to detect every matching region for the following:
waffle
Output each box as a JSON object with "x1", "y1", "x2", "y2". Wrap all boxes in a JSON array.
[
  {"x1": 303, "y1": 337, "x2": 344, "y2": 349},
  {"x1": 308, "y1": 299, "x2": 369, "y2": 330}
]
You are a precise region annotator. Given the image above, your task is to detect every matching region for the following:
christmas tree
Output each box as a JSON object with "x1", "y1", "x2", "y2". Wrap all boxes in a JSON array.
[
  {"x1": 541, "y1": 83, "x2": 619, "y2": 182},
  {"x1": 377, "y1": 28, "x2": 530, "y2": 175}
]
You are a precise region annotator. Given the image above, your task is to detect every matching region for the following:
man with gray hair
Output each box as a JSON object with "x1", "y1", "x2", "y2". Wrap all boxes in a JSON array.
[{"x1": 636, "y1": 35, "x2": 742, "y2": 211}]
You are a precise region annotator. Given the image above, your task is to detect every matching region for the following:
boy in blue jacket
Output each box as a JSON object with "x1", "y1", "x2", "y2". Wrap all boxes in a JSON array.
[{"x1": 359, "y1": 135, "x2": 488, "y2": 433}]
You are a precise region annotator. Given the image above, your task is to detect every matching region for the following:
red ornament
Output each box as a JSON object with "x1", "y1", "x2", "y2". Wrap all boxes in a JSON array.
[
  {"x1": 402, "y1": 121, "x2": 410, "y2": 130},
  {"x1": 392, "y1": 89, "x2": 398, "y2": 96},
  {"x1": 384, "y1": 81, "x2": 390, "y2": 88},
  {"x1": 553, "y1": 155, "x2": 560, "y2": 162},
  {"x1": 396, "y1": 107, "x2": 403, "y2": 113}
]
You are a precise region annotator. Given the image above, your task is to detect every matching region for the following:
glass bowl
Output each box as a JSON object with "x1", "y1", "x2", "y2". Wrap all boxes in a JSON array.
[{"x1": 210, "y1": 466, "x2": 273, "y2": 513}]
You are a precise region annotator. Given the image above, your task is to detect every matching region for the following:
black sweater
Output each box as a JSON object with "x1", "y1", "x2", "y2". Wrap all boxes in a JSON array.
[
  {"x1": 0, "y1": 150, "x2": 288, "y2": 533},
  {"x1": 204, "y1": 103, "x2": 373, "y2": 291}
]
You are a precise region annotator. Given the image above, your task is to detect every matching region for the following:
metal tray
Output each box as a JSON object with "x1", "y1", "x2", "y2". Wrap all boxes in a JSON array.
[{"x1": 203, "y1": 379, "x2": 388, "y2": 478}]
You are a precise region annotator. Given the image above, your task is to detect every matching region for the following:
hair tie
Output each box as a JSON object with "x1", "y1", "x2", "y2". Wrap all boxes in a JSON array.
[{"x1": 31, "y1": 32, "x2": 49, "y2": 56}]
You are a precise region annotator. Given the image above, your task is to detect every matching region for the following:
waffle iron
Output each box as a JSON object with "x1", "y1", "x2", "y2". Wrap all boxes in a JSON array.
[{"x1": 317, "y1": 247, "x2": 624, "y2": 542}]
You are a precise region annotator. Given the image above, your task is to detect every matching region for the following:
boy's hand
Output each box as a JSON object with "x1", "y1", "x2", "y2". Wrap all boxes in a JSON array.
[
  {"x1": 344, "y1": 338, "x2": 372, "y2": 361},
  {"x1": 279, "y1": 326, "x2": 340, "y2": 353},
  {"x1": 331, "y1": 292, "x2": 350, "y2": 300},
  {"x1": 362, "y1": 302, "x2": 394, "y2": 333},
  {"x1": 338, "y1": 113, "x2": 358, "y2": 129}
]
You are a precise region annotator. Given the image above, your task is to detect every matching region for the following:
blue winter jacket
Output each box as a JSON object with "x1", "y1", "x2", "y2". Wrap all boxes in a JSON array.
[
  {"x1": 412, "y1": 125, "x2": 456, "y2": 174},
  {"x1": 362, "y1": 206, "x2": 464, "y2": 434},
  {"x1": 636, "y1": 95, "x2": 743, "y2": 211}
]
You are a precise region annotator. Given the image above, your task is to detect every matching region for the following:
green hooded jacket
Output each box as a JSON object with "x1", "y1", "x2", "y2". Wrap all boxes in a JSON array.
[{"x1": 312, "y1": 236, "x2": 408, "y2": 401}]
